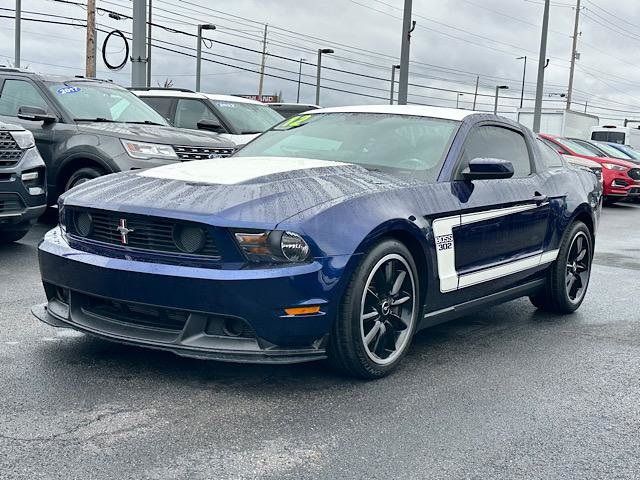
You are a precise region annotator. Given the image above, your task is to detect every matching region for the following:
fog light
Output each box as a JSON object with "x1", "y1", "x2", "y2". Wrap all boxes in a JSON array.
[
  {"x1": 173, "y1": 224, "x2": 207, "y2": 254},
  {"x1": 73, "y1": 212, "x2": 93, "y2": 237},
  {"x1": 21, "y1": 171, "x2": 38, "y2": 182}
]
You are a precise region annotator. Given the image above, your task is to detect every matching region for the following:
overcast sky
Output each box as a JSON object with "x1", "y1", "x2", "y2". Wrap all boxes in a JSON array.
[{"x1": 2, "y1": 0, "x2": 640, "y2": 122}]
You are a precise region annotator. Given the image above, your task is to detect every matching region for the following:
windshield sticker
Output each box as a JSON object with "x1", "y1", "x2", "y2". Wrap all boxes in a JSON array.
[
  {"x1": 56, "y1": 86, "x2": 81, "y2": 95},
  {"x1": 277, "y1": 114, "x2": 314, "y2": 130},
  {"x1": 215, "y1": 102, "x2": 237, "y2": 108}
]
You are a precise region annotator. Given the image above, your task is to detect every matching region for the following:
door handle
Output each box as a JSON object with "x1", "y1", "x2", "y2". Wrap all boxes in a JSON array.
[{"x1": 532, "y1": 192, "x2": 548, "y2": 205}]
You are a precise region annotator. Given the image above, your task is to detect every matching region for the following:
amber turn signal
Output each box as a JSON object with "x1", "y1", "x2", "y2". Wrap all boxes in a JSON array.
[{"x1": 284, "y1": 306, "x2": 321, "y2": 316}]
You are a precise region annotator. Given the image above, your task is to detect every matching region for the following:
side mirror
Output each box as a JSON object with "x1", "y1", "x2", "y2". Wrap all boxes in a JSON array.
[
  {"x1": 17, "y1": 105, "x2": 57, "y2": 124},
  {"x1": 197, "y1": 119, "x2": 225, "y2": 133},
  {"x1": 462, "y1": 158, "x2": 515, "y2": 180}
]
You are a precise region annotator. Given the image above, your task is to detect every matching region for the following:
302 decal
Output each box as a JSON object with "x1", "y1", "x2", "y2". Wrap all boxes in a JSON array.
[{"x1": 435, "y1": 234, "x2": 454, "y2": 251}]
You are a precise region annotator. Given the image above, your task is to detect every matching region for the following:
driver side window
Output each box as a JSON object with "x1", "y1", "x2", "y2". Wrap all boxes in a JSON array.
[
  {"x1": 175, "y1": 99, "x2": 224, "y2": 131},
  {"x1": 461, "y1": 125, "x2": 532, "y2": 178},
  {"x1": 0, "y1": 80, "x2": 49, "y2": 117}
]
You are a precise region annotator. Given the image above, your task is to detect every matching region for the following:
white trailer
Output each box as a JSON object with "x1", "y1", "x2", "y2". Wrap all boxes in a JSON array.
[{"x1": 517, "y1": 108, "x2": 599, "y2": 139}]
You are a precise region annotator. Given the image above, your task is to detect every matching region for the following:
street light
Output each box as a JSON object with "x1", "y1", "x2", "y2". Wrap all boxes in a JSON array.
[
  {"x1": 456, "y1": 93, "x2": 464, "y2": 109},
  {"x1": 315, "y1": 48, "x2": 334, "y2": 106},
  {"x1": 296, "y1": 57, "x2": 306, "y2": 103},
  {"x1": 390, "y1": 64, "x2": 400, "y2": 105},
  {"x1": 196, "y1": 23, "x2": 215, "y2": 92},
  {"x1": 517, "y1": 56, "x2": 527, "y2": 109},
  {"x1": 494, "y1": 85, "x2": 509, "y2": 114}
]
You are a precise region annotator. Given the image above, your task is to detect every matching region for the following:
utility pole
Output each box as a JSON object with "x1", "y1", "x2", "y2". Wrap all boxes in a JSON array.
[
  {"x1": 315, "y1": 48, "x2": 334, "y2": 105},
  {"x1": 517, "y1": 56, "x2": 527, "y2": 109},
  {"x1": 494, "y1": 85, "x2": 508, "y2": 114},
  {"x1": 14, "y1": 0, "x2": 21, "y2": 68},
  {"x1": 472, "y1": 75, "x2": 479, "y2": 110},
  {"x1": 566, "y1": 0, "x2": 581, "y2": 110},
  {"x1": 397, "y1": 0, "x2": 413, "y2": 105},
  {"x1": 533, "y1": 0, "x2": 550, "y2": 133},
  {"x1": 85, "y1": 0, "x2": 96, "y2": 78},
  {"x1": 258, "y1": 24, "x2": 268, "y2": 97},
  {"x1": 131, "y1": 0, "x2": 147, "y2": 88},
  {"x1": 296, "y1": 58, "x2": 305, "y2": 103},
  {"x1": 389, "y1": 64, "x2": 400, "y2": 105},
  {"x1": 146, "y1": 0, "x2": 152, "y2": 87},
  {"x1": 456, "y1": 93, "x2": 464, "y2": 109},
  {"x1": 196, "y1": 24, "x2": 215, "y2": 92}
]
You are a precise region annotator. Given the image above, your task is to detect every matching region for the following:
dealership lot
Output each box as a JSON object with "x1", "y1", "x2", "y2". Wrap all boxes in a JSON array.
[{"x1": 0, "y1": 203, "x2": 637, "y2": 479}]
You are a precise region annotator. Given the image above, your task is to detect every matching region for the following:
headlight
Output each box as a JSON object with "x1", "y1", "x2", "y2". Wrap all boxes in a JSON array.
[
  {"x1": 10, "y1": 130, "x2": 35, "y2": 149},
  {"x1": 234, "y1": 230, "x2": 310, "y2": 263},
  {"x1": 121, "y1": 140, "x2": 177, "y2": 160},
  {"x1": 602, "y1": 163, "x2": 628, "y2": 171}
]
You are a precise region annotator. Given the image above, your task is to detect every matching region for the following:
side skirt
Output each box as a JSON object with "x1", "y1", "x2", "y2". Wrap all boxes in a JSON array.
[{"x1": 418, "y1": 278, "x2": 545, "y2": 330}]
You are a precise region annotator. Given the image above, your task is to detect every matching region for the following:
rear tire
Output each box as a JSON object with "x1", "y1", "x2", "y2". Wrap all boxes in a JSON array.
[
  {"x1": 530, "y1": 221, "x2": 592, "y2": 314},
  {"x1": 64, "y1": 166, "x2": 104, "y2": 192},
  {"x1": 328, "y1": 239, "x2": 419, "y2": 379}
]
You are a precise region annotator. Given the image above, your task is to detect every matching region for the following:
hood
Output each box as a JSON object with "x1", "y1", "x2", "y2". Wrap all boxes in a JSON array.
[
  {"x1": 219, "y1": 132, "x2": 260, "y2": 147},
  {"x1": 76, "y1": 122, "x2": 233, "y2": 147},
  {"x1": 0, "y1": 121, "x2": 26, "y2": 131},
  {"x1": 565, "y1": 155, "x2": 601, "y2": 169},
  {"x1": 61, "y1": 157, "x2": 407, "y2": 227}
]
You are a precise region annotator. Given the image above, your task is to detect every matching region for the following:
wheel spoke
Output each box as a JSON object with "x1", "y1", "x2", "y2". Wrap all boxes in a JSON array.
[
  {"x1": 364, "y1": 320, "x2": 382, "y2": 345},
  {"x1": 362, "y1": 309, "x2": 379, "y2": 321},
  {"x1": 390, "y1": 270, "x2": 406, "y2": 296},
  {"x1": 391, "y1": 295, "x2": 411, "y2": 307},
  {"x1": 576, "y1": 235, "x2": 584, "y2": 255},
  {"x1": 367, "y1": 288, "x2": 380, "y2": 302},
  {"x1": 384, "y1": 261, "x2": 394, "y2": 289},
  {"x1": 566, "y1": 274, "x2": 577, "y2": 292},
  {"x1": 576, "y1": 248, "x2": 587, "y2": 262}
]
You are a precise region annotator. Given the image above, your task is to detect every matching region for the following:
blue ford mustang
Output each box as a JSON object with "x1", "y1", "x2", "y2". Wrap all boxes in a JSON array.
[{"x1": 33, "y1": 106, "x2": 602, "y2": 378}]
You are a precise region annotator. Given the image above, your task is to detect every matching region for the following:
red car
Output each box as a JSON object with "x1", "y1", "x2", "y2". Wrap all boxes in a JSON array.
[{"x1": 540, "y1": 134, "x2": 640, "y2": 205}]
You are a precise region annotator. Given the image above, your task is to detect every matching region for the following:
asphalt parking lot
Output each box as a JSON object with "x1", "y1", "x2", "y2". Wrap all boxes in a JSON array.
[{"x1": 1, "y1": 204, "x2": 639, "y2": 480}]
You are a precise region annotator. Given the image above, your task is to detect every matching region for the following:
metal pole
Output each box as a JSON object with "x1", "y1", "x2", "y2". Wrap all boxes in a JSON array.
[
  {"x1": 584, "y1": 100, "x2": 587, "y2": 113},
  {"x1": 494, "y1": 86, "x2": 500, "y2": 114},
  {"x1": 14, "y1": 0, "x2": 21, "y2": 68},
  {"x1": 258, "y1": 24, "x2": 268, "y2": 97},
  {"x1": 85, "y1": 0, "x2": 96, "y2": 78},
  {"x1": 397, "y1": 0, "x2": 413, "y2": 105},
  {"x1": 566, "y1": 0, "x2": 581, "y2": 110},
  {"x1": 456, "y1": 93, "x2": 460, "y2": 109},
  {"x1": 296, "y1": 58, "x2": 304, "y2": 103},
  {"x1": 131, "y1": 0, "x2": 147, "y2": 88},
  {"x1": 390, "y1": 65, "x2": 398, "y2": 105},
  {"x1": 146, "y1": 0, "x2": 152, "y2": 87},
  {"x1": 533, "y1": 0, "x2": 551, "y2": 133},
  {"x1": 196, "y1": 25, "x2": 203, "y2": 92},
  {"x1": 518, "y1": 56, "x2": 527, "y2": 109},
  {"x1": 315, "y1": 49, "x2": 323, "y2": 106},
  {"x1": 472, "y1": 75, "x2": 479, "y2": 110}
]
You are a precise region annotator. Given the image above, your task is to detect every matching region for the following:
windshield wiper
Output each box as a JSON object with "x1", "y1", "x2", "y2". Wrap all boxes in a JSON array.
[
  {"x1": 74, "y1": 117, "x2": 116, "y2": 122},
  {"x1": 125, "y1": 120, "x2": 166, "y2": 126},
  {"x1": 240, "y1": 130, "x2": 262, "y2": 134}
]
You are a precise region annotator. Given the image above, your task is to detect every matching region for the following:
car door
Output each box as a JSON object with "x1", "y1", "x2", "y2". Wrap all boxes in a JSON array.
[
  {"x1": 442, "y1": 123, "x2": 552, "y2": 296},
  {"x1": 0, "y1": 78, "x2": 58, "y2": 165}
]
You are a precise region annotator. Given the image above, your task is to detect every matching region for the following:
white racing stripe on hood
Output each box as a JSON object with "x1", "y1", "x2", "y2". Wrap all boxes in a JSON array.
[{"x1": 138, "y1": 156, "x2": 349, "y2": 185}]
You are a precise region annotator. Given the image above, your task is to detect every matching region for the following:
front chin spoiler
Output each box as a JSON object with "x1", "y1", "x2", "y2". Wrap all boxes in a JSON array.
[{"x1": 31, "y1": 302, "x2": 328, "y2": 365}]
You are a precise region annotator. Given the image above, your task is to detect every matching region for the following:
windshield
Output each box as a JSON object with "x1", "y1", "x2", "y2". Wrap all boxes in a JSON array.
[
  {"x1": 47, "y1": 82, "x2": 169, "y2": 125},
  {"x1": 592, "y1": 141, "x2": 633, "y2": 159},
  {"x1": 613, "y1": 144, "x2": 640, "y2": 161},
  {"x1": 236, "y1": 112, "x2": 460, "y2": 181},
  {"x1": 556, "y1": 137, "x2": 604, "y2": 157},
  {"x1": 211, "y1": 100, "x2": 283, "y2": 134}
]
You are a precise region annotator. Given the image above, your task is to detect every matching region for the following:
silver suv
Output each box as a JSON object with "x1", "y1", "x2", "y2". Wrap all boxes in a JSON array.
[{"x1": 0, "y1": 122, "x2": 46, "y2": 243}]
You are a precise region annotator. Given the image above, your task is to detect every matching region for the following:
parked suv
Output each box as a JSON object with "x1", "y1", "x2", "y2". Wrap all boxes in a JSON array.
[
  {"x1": 132, "y1": 88, "x2": 284, "y2": 147},
  {"x1": 0, "y1": 69, "x2": 235, "y2": 204},
  {"x1": 0, "y1": 122, "x2": 46, "y2": 243}
]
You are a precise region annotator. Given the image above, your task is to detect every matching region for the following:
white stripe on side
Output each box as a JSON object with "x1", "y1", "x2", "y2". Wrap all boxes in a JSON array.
[
  {"x1": 458, "y1": 249, "x2": 559, "y2": 289},
  {"x1": 432, "y1": 204, "x2": 556, "y2": 293}
]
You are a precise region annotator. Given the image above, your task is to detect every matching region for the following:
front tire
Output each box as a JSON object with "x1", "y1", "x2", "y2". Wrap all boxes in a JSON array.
[
  {"x1": 530, "y1": 221, "x2": 593, "y2": 314},
  {"x1": 328, "y1": 239, "x2": 419, "y2": 379},
  {"x1": 64, "y1": 166, "x2": 104, "y2": 192}
]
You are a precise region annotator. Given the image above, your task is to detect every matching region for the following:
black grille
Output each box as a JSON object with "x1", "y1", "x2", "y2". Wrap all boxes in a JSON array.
[
  {"x1": 629, "y1": 168, "x2": 640, "y2": 181},
  {"x1": 0, "y1": 131, "x2": 23, "y2": 167},
  {"x1": 81, "y1": 294, "x2": 189, "y2": 332},
  {"x1": 0, "y1": 193, "x2": 24, "y2": 214},
  {"x1": 173, "y1": 145, "x2": 234, "y2": 161},
  {"x1": 67, "y1": 208, "x2": 220, "y2": 258}
]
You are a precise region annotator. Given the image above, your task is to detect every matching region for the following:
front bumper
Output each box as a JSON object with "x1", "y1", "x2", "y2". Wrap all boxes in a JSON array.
[{"x1": 35, "y1": 227, "x2": 352, "y2": 364}]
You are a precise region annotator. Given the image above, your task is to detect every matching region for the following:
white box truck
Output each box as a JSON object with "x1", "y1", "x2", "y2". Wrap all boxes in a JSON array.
[
  {"x1": 517, "y1": 108, "x2": 599, "y2": 139},
  {"x1": 590, "y1": 125, "x2": 640, "y2": 149}
]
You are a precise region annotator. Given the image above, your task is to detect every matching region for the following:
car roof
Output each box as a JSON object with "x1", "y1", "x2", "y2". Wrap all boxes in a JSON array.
[
  {"x1": 311, "y1": 104, "x2": 477, "y2": 121},
  {"x1": 132, "y1": 89, "x2": 265, "y2": 105},
  {"x1": 0, "y1": 68, "x2": 115, "y2": 85},
  {"x1": 270, "y1": 103, "x2": 320, "y2": 108}
]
